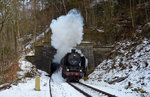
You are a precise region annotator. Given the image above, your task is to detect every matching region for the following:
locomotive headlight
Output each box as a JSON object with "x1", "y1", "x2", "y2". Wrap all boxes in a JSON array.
[
  {"x1": 80, "y1": 69, "x2": 82, "y2": 72},
  {"x1": 66, "y1": 68, "x2": 69, "y2": 72}
]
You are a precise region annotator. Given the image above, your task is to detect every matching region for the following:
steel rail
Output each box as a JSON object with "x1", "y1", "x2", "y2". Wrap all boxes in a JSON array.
[
  {"x1": 67, "y1": 82, "x2": 92, "y2": 97},
  {"x1": 49, "y1": 77, "x2": 53, "y2": 97},
  {"x1": 78, "y1": 82, "x2": 117, "y2": 97}
]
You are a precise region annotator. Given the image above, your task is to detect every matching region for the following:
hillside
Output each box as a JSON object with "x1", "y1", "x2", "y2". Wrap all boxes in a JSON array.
[{"x1": 87, "y1": 37, "x2": 150, "y2": 96}]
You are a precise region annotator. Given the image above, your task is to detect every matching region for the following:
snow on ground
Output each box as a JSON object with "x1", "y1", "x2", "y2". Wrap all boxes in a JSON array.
[
  {"x1": 0, "y1": 51, "x2": 85, "y2": 97},
  {"x1": 97, "y1": 29, "x2": 104, "y2": 33},
  {"x1": 81, "y1": 80, "x2": 137, "y2": 97},
  {"x1": 0, "y1": 51, "x2": 49, "y2": 97},
  {"x1": 0, "y1": 51, "x2": 134, "y2": 97},
  {"x1": 51, "y1": 70, "x2": 85, "y2": 97},
  {"x1": 73, "y1": 83, "x2": 108, "y2": 97},
  {"x1": 0, "y1": 51, "x2": 127, "y2": 97},
  {"x1": 25, "y1": 28, "x2": 50, "y2": 50},
  {"x1": 1, "y1": 37, "x2": 150, "y2": 97},
  {"x1": 86, "y1": 38, "x2": 150, "y2": 97},
  {"x1": 22, "y1": 0, "x2": 47, "y2": 11},
  {"x1": 0, "y1": 73, "x2": 50, "y2": 97},
  {"x1": 90, "y1": 0, "x2": 118, "y2": 7}
]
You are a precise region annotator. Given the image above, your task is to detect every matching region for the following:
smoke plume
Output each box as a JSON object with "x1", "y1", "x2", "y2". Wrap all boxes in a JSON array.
[{"x1": 50, "y1": 9, "x2": 84, "y2": 63}]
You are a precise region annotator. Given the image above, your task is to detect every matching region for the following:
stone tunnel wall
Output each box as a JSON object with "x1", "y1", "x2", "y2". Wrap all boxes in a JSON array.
[
  {"x1": 77, "y1": 42, "x2": 113, "y2": 70},
  {"x1": 26, "y1": 42, "x2": 56, "y2": 74},
  {"x1": 77, "y1": 42, "x2": 95, "y2": 70},
  {"x1": 26, "y1": 42, "x2": 113, "y2": 73}
]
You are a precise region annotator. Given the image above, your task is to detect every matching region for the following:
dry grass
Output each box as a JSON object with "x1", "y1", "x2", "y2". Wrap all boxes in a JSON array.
[
  {"x1": 0, "y1": 58, "x2": 21, "y2": 90},
  {"x1": 132, "y1": 87, "x2": 147, "y2": 93},
  {"x1": 83, "y1": 67, "x2": 96, "y2": 80}
]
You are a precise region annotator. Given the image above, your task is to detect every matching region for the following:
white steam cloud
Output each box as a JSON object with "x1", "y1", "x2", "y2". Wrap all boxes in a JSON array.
[{"x1": 50, "y1": 9, "x2": 84, "y2": 63}]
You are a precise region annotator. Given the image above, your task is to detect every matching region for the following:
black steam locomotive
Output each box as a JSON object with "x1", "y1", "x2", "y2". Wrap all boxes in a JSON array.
[{"x1": 61, "y1": 49, "x2": 86, "y2": 81}]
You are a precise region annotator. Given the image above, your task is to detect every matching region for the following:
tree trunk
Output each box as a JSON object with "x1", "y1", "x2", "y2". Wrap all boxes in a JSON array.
[
  {"x1": 130, "y1": 0, "x2": 134, "y2": 28},
  {"x1": 62, "y1": 0, "x2": 67, "y2": 14}
]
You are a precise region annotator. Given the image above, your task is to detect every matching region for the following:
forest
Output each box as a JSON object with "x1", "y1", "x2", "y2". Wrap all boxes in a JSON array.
[{"x1": 0, "y1": 0, "x2": 150, "y2": 84}]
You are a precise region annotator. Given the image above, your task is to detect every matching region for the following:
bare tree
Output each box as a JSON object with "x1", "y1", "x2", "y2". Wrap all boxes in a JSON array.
[{"x1": 130, "y1": 0, "x2": 135, "y2": 28}]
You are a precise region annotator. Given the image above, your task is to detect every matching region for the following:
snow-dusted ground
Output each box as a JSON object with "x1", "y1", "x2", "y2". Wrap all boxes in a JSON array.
[
  {"x1": 0, "y1": 38, "x2": 150, "y2": 97},
  {"x1": 87, "y1": 38, "x2": 150, "y2": 97},
  {"x1": 25, "y1": 28, "x2": 50, "y2": 50},
  {"x1": 51, "y1": 70, "x2": 85, "y2": 97},
  {"x1": 0, "y1": 51, "x2": 121, "y2": 97},
  {"x1": 0, "y1": 52, "x2": 49, "y2": 97},
  {"x1": 0, "y1": 52, "x2": 85, "y2": 97}
]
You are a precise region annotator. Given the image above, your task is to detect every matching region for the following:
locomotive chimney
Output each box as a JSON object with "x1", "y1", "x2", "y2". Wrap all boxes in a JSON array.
[{"x1": 71, "y1": 49, "x2": 76, "y2": 53}]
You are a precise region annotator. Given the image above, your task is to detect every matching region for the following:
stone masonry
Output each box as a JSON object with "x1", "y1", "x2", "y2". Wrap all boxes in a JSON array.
[{"x1": 26, "y1": 41, "x2": 113, "y2": 73}]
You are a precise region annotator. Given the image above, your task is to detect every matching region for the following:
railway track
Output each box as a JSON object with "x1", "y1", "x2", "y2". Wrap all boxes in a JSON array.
[
  {"x1": 49, "y1": 77, "x2": 116, "y2": 97},
  {"x1": 67, "y1": 82, "x2": 92, "y2": 97},
  {"x1": 49, "y1": 77, "x2": 53, "y2": 97},
  {"x1": 78, "y1": 82, "x2": 117, "y2": 97},
  {"x1": 68, "y1": 82, "x2": 117, "y2": 97}
]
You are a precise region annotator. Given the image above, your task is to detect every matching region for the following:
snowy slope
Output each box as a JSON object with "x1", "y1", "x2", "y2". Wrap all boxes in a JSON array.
[
  {"x1": 0, "y1": 51, "x2": 49, "y2": 97},
  {"x1": 0, "y1": 52, "x2": 85, "y2": 97},
  {"x1": 87, "y1": 38, "x2": 150, "y2": 97}
]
